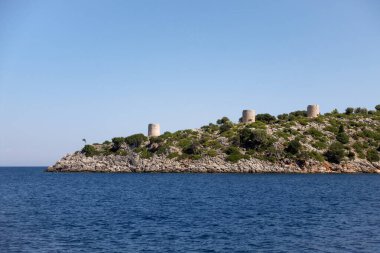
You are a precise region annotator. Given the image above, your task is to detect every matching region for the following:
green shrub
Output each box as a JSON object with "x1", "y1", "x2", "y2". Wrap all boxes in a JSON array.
[
  {"x1": 239, "y1": 128, "x2": 273, "y2": 151},
  {"x1": 116, "y1": 149, "x2": 128, "y2": 156},
  {"x1": 298, "y1": 118, "x2": 308, "y2": 126},
  {"x1": 112, "y1": 137, "x2": 125, "y2": 151},
  {"x1": 103, "y1": 140, "x2": 111, "y2": 145},
  {"x1": 139, "y1": 148, "x2": 153, "y2": 159},
  {"x1": 348, "y1": 151, "x2": 355, "y2": 160},
  {"x1": 375, "y1": 105, "x2": 380, "y2": 111},
  {"x1": 277, "y1": 113, "x2": 289, "y2": 121},
  {"x1": 367, "y1": 149, "x2": 379, "y2": 162},
  {"x1": 276, "y1": 130, "x2": 291, "y2": 140},
  {"x1": 155, "y1": 144, "x2": 170, "y2": 155},
  {"x1": 324, "y1": 142, "x2": 345, "y2": 164},
  {"x1": 207, "y1": 149, "x2": 218, "y2": 157},
  {"x1": 225, "y1": 146, "x2": 241, "y2": 155},
  {"x1": 345, "y1": 107, "x2": 354, "y2": 115},
  {"x1": 204, "y1": 140, "x2": 222, "y2": 149},
  {"x1": 285, "y1": 140, "x2": 301, "y2": 155},
  {"x1": 82, "y1": 145, "x2": 98, "y2": 157},
  {"x1": 217, "y1": 117, "x2": 231, "y2": 125},
  {"x1": 201, "y1": 123, "x2": 219, "y2": 133},
  {"x1": 289, "y1": 110, "x2": 307, "y2": 117},
  {"x1": 219, "y1": 122, "x2": 233, "y2": 133},
  {"x1": 125, "y1": 133, "x2": 147, "y2": 148},
  {"x1": 189, "y1": 154, "x2": 202, "y2": 160},
  {"x1": 167, "y1": 152, "x2": 179, "y2": 159},
  {"x1": 256, "y1": 113, "x2": 276, "y2": 124},
  {"x1": 307, "y1": 127, "x2": 324, "y2": 139},
  {"x1": 246, "y1": 121, "x2": 267, "y2": 129},
  {"x1": 307, "y1": 151, "x2": 324, "y2": 162},
  {"x1": 354, "y1": 107, "x2": 368, "y2": 114},
  {"x1": 182, "y1": 141, "x2": 201, "y2": 155},
  {"x1": 358, "y1": 129, "x2": 380, "y2": 141},
  {"x1": 324, "y1": 125, "x2": 338, "y2": 134},
  {"x1": 336, "y1": 125, "x2": 349, "y2": 144},
  {"x1": 312, "y1": 141, "x2": 328, "y2": 150},
  {"x1": 178, "y1": 138, "x2": 192, "y2": 149}
]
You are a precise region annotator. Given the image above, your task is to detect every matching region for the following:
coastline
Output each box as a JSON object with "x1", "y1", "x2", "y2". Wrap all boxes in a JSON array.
[{"x1": 47, "y1": 152, "x2": 380, "y2": 173}]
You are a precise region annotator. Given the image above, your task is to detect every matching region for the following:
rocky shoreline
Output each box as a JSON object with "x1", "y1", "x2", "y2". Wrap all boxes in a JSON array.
[{"x1": 47, "y1": 152, "x2": 380, "y2": 173}]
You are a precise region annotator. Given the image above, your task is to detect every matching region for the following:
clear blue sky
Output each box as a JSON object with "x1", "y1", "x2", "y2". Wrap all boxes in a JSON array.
[{"x1": 1, "y1": 0, "x2": 379, "y2": 166}]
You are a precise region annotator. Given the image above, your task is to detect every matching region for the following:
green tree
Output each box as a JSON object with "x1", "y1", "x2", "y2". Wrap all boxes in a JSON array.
[
  {"x1": 125, "y1": 133, "x2": 147, "y2": 148},
  {"x1": 225, "y1": 147, "x2": 247, "y2": 163},
  {"x1": 324, "y1": 142, "x2": 345, "y2": 164},
  {"x1": 182, "y1": 141, "x2": 201, "y2": 155},
  {"x1": 375, "y1": 104, "x2": 380, "y2": 111},
  {"x1": 216, "y1": 117, "x2": 231, "y2": 125},
  {"x1": 336, "y1": 125, "x2": 349, "y2": 144},
  {"x1": 285, "y1": 140, "x2": 301, "y2": 155},
  {"x1": 239, "y1": 128, "x2": 273, "y2": 151},
  {"x1": 354, "y1": 107, "x2": 368, "y2": 114},
  {"x1": 367, "y1": 149, "x2": 379, "y2": 162},
  {"x1": 289, "y1": 110, "x2": 307, "y2": 117},
  {"x1": 277, "y1": 113, "x2": 289, "y2": 121},
  {"x1": 345, "y1": 107, "x2": 354, "y2": 115},
  {"x1": 256, "y1": 113, "x2": 276, "y2": 124},
  {"x1": 82, "y1": 145, "x2": 98, "y2": 157},
  {"x1": 111, "y1": 137, "x2": 125, "y2": 151},
  {"x1": 219, "y1": 121, "x2": 233, "y2": 133}
]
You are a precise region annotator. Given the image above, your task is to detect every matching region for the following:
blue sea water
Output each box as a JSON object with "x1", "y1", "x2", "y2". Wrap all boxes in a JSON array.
[{"x1": 0, "y1": 167, "x2": 379, "y2": 252}]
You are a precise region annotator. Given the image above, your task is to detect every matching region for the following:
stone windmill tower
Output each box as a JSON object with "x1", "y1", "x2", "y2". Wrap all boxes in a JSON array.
[
  {"x1": 148, "y1": 123, "x2": 160, "y2": 137},
  {"x1": 307, "y1": 105, "x2": 320, "y2": 118},
  {"x1": 241, "y1": 110, "x2": 256, "y2": 123}
]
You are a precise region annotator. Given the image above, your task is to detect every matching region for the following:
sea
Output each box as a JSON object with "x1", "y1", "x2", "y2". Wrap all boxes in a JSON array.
[{"x1": 0, "y1": 167, "x2": 379, "y2": 252}]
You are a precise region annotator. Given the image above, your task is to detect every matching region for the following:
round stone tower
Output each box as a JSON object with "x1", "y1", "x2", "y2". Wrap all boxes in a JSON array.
[
  {"x1": 242, "y1": 110, "x2": 256, "y2": 123},
  {"x1": 148, "y1": 123, "x2": 160, "y2": 137},
  {"x1": 307, "y1": 105, "x2": 320, "y2": 118}
]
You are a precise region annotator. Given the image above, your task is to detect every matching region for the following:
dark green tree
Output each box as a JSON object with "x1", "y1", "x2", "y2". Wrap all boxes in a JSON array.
[
  {"x1": 256, "y1": 113, "x2": 276, "y2": 124},
  {"x1": 111, "y1": 137, "x2": 125, "y2": 151},
  {"x1": 324, "y1": 142, "x2": 345, "y2": 164},
  {"x1": 345, "y1": 107, "x2": 354, "y2": 115},
  {"x1": 216, "y1": 117, "x2": 231, "y2": 125},
  {"x1": 336, "y1": 125, "x2": 349, "y2": 144},
  {"x1": 82, "y1": 145, "x2": 98, "y2": 157},
  {"x1": 285, "y1": 140, "x2": 301, "y2": 155},
  {"x1": 239, "y1": 128, "x2": 273, "y2": 151},
  {"x1": 367, "y1": 149, "x2": 379, "y2": 162},
  {"x1": 125, "y1": 134, "x2": 147, "y2": 148}
]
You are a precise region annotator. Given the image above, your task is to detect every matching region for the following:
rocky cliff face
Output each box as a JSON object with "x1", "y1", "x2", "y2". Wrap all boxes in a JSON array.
[{"x1": 47, "y1": 152, "x2": 380, "y2": 173}]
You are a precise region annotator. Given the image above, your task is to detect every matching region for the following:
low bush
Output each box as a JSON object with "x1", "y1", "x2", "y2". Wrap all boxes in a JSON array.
[
  {"x1": 367, "y1": 149, "x2": 379, "y2": 162},
  {"x1": 207, "y1": 149, "x2": 218, "y2": 157},
  {"x1": 307, "y1": 127, "x2": 324, "y2": 139}
]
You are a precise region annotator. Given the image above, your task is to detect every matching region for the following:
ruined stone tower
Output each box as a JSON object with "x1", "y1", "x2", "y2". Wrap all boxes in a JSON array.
[
  {"x1": 307, "y1": 105, "x2": 320, "y2": 118},
  {"x1": 242, "y1": 110, "x2": 256, "y2": 123},
  {"x1": 148, "y1": 123, "x2": 160, "y2": 137}
]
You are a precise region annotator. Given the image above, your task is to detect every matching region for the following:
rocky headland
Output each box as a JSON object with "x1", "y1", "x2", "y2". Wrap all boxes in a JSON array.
[{"x1": 48, "y1": 106, "x2": 380, "y2": 173}]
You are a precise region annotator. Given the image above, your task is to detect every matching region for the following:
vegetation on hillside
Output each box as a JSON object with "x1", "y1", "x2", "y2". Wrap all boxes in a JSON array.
[{"x1": 82, "y1": 105, "x2": 380, "y2": 165}]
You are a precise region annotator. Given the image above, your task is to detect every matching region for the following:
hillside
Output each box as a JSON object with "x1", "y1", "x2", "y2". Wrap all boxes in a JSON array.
[{"x1": 48, "y1": 106, "x2": 380, "y2": 173}]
